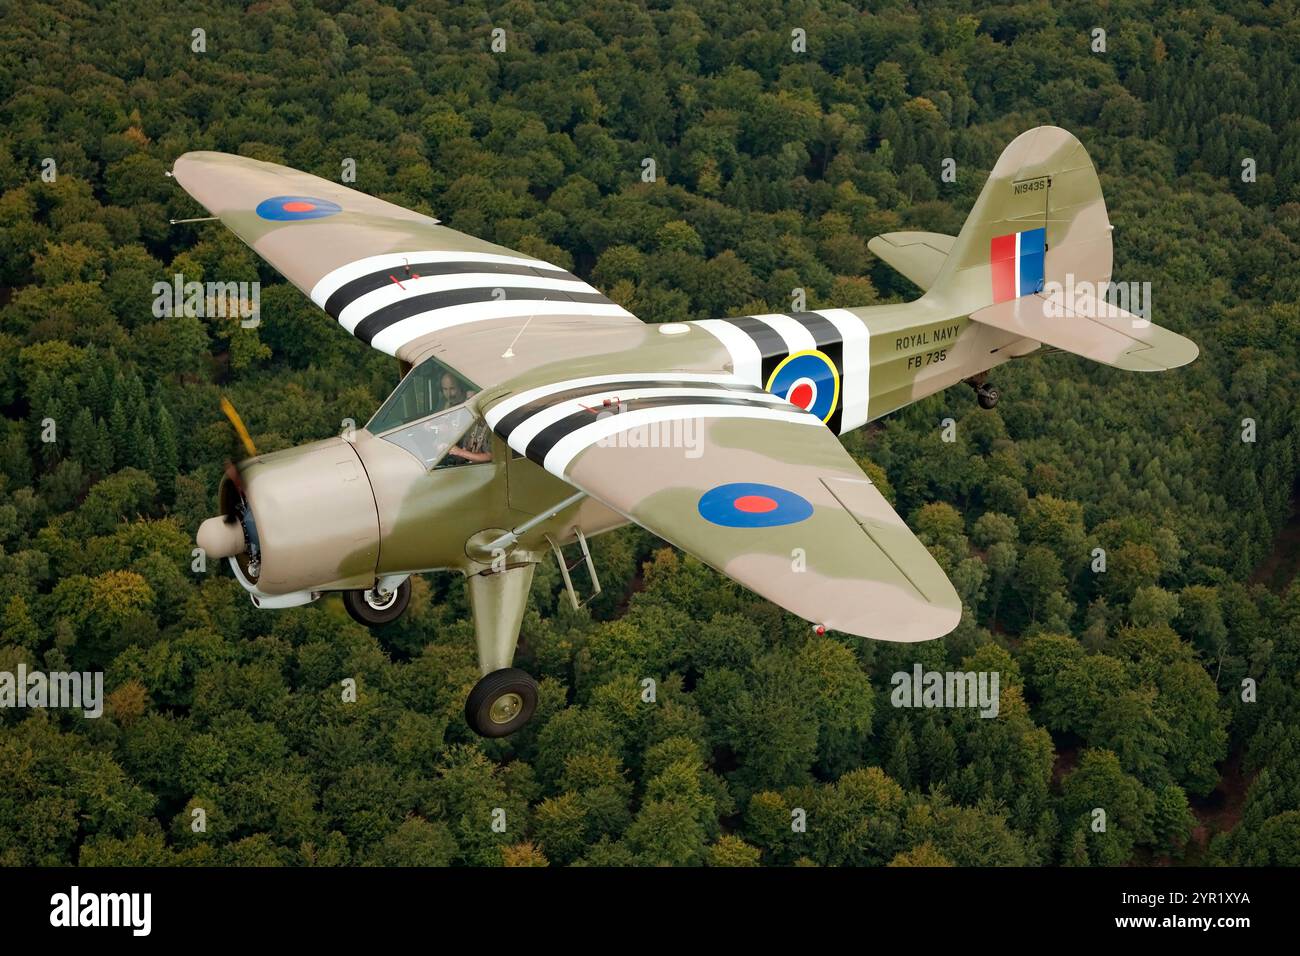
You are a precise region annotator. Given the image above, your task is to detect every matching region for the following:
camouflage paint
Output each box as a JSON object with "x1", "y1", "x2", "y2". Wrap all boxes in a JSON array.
[{"x1": 181, "y1": 126, "x2": 1197, "y2": 645}]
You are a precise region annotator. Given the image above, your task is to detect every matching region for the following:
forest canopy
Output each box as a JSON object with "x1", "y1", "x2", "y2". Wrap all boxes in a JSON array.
[{"x1": 1, "y1": 0, "x2": 1299, "y2": 867}]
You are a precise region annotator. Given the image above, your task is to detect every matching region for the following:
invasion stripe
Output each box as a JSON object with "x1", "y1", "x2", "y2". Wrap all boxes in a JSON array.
[
  {"x1": 354, "y1": 287, "x2": 614, "y2": 343},
  {"x1": 523, "y1": 394, "x2": 809, "y2": 466},
  {"x1": 485, "y1": 372, "x2": 748, "y2": 428},
  {"x1": 748, "y1": 313, "x2": 817, "y2": 354},
  {"x1": 785, "y1": 311, "x2": 843, "y2": 348},
  {"x1": 815, "y1": 308, "x2": 872, "y2": 433},
  {"x1": 324, "y1": 260, "x2": 576, "y2": 319},
  {"x1": 691, "y1": 320, "x2": 763, "y2": 383},
  {"x1": 728, "y1": 316, "x2": 795, "y2": 384},
  {"x1": 494, "y1": 380, "x2": 768, "y2": 440},
  {"x1": 728, "y1": 315, "x2": 787, "y2": 353},
  {"x1": 503, "y1": 386, "x2": 788, "y2": 452},
  {"x1": 309, "y1": 251, "x2": 551, "y2": 307},
  {"x1": 337, "y1": 273, "x2": 598, "y2": 333},
  {"x1": 368, "y1": 300, "x2": 633, "y2": 356},
  {"x1": 543, "y1": 404, "x2": 823, "y2": 476}
]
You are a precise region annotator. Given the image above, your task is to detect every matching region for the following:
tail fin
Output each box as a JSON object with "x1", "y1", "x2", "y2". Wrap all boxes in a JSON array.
[
  {"x1": 929, "y1": 125, "x2": 1113, "y2": 310},
  {"x1": 873, "y1": 126, "x2": 1198, "y2": 371}
]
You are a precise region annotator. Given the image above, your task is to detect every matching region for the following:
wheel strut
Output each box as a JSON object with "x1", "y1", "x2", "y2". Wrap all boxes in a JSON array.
[{"x1": 463, "y1": 562, "x2": 540, "y2": 737}]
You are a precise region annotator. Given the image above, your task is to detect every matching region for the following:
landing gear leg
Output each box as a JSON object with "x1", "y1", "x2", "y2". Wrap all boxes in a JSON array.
[
  {"x1": 464, "y1": 563, "x2": 539, "y2": 737},
  {"x1": 966, "y1": 374, "x2": 1000, "y2": 410}
]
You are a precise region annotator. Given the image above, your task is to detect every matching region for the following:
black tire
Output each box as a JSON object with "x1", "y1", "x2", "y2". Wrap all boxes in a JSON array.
[
  {"x1": 342, "y1": 578, "x2": 411, "y2": 626},
  {"x1": 465, "y1": 668, "x2": 539, "y2": 738},
  {"x1": 977, "y1": 386, "x2": 1000, "y2": 410}
]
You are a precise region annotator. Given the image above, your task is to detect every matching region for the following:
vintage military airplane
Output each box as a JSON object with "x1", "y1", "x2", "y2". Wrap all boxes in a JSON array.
[{"x1": 186, "y1": 126, "x2": 1198, "y2": 736}]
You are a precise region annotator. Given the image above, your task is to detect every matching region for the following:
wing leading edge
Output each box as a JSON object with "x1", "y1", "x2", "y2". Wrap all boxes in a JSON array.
[{"x1": 867, "y1": 231, "x2": 955, "y2": 292}]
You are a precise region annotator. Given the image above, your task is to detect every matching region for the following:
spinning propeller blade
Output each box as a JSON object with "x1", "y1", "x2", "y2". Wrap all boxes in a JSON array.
[{"x1": 220, "y1": 396, "x2": 258, "y2": 458}]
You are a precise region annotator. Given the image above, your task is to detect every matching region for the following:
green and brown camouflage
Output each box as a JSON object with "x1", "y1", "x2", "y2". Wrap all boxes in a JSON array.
[{"x1": 187, "y1": 126, "x2": 1198, "y2": 706}]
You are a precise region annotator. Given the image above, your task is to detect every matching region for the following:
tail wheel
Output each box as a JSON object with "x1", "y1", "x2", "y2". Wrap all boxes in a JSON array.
[
  {"x1": 465, "y1": 668, "x2": 539, "y2": 737},
  {"x1": 342, "y1": 578, "x2": 411, "y2": 626},
  {"x1": 977, "y1": 385, "x2": 1001, "y2": 409}
]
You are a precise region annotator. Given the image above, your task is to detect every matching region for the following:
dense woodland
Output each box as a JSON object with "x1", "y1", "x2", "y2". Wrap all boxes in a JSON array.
[{"x1": 1, "y1": 0, "x2": 1299, "y2": 867}]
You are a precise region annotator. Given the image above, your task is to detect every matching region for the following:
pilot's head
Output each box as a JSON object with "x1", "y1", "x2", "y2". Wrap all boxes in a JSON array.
[{"x1": 440, "y1": 373, "x2": 464, "y2": 407}]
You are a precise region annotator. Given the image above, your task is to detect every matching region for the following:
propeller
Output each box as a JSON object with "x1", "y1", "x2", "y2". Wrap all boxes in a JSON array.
[
  {"x1": 220, "y1": 396, "x2": 258, "y2": 458},
  {"x1": 219, "y1": 396, "x2": 258, "y2": 496},
  {"x1": 223, "y1": 459, "x2": 245, "y2": 496}
]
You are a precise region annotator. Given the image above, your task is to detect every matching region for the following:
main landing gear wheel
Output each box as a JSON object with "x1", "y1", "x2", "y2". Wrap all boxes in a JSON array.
[
  {"x1": 343, "y1": 578, "x2": 411, "y2": 626},
  {"x1": 465, "y1": 668, "x2": 539, "y2": 737},
  {"x1": 976, "y1": 384, "x2": 1001, "y2": 409}
]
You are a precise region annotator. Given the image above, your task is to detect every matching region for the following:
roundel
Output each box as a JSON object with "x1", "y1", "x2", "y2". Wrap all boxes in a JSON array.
[
  {"x1": 255, "y1": 196, "x2": 343, "y2": 221},
  {"x1": 766, "y1": 350, "x2": 840, "y2": 423},
  {"x1": 698, "y1": 482, "x2": 814, "y2": 528}
]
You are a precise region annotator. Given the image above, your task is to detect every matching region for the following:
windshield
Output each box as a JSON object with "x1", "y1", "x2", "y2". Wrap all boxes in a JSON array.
[
  {"x1": 381, "y1": 404, "x2": 478, "y2": 469},
  {"x1": 367, "y1": 359, "x2": 479, "y2": 435}
]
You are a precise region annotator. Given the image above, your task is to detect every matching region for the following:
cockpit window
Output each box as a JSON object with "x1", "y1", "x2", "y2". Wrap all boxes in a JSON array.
[
  {"x1": 367, "y1": 359, "x2": 478, "y2": 435},
  {"x1": 380, "y1": 404, "x2": 478, "y2": 469}
]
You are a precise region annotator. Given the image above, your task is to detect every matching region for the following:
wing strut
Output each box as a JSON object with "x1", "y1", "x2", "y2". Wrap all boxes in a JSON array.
[{"x1": 485, "y1": 489, "x2": 587, "y2": 553}]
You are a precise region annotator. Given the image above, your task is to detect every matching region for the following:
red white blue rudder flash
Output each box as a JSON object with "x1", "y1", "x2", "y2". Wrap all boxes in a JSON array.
[{"x1": 990, "y1": 226, "x2": 1046, "y2": 302}]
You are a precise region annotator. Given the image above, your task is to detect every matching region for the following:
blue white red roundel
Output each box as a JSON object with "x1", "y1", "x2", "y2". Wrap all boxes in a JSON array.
[
  {"x1": 255, "y1": 196, "x2": 343, "y2": 221},
  {"x1": 698, "y1": 482, "x2": 814, "y2": 528},
  {"x1": 766, "y1": 350, "x2": 840, "y2": 423}
]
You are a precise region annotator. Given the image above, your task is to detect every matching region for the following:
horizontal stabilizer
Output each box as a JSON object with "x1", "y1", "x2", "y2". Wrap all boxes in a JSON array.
[
  {"x1": 970, "y1": 293, "x2": 1199, "y2": 371},
  {"x1": 868, "y1": 232, "x2": 954, "y2": 292}
]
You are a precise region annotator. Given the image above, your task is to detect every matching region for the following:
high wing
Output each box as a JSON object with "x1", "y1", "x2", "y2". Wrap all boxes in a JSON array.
[
  {"x1": 170, "y1": 152, "x2": 641, "y2": 387},
  {"x1": 484, "y1": 376, "x2": 962, "y2": 641}
]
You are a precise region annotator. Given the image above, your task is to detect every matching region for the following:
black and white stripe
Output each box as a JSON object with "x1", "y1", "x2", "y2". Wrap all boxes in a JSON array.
[
  {"x1": 321, "y1": 259, "x2": 575, "y2": 319},
  {"x1": 692, "y1": 310, "x2": 871, "y2": 433},
  {"x1": 308, "y1": 251, "x2": 634, "y2": 355},
  {"x1": 484, "y1": 373, "x2": 820, "y2": 475}
]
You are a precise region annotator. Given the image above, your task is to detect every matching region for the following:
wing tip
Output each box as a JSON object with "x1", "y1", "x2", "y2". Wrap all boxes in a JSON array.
[
  {"x1": 172, "y1": 149, "x2": 228, "y2": 170},
  {"x1": 823, "y1": 593, "x2": 963, "y2": 643},
  {"x1": 1118, "y1": 329, "x2": 1200, "y2": 371}
]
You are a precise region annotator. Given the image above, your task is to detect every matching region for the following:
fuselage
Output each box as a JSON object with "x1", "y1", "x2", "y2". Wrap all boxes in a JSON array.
[{"x1": 217, "y1": 297, "x2": 1039, "y2": 603}]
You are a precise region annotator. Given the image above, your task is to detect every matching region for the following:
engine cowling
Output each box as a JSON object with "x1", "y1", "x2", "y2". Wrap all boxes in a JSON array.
[{"x1": 199, "y1": 437, "x2": 380, "y2": 596}]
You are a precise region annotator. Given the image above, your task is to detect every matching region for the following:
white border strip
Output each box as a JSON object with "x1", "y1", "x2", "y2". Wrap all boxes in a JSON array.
[
  {"x1": 1014, "y1": 231, "x2": 1022, "y2": 297},
  {"x1": 816, "y1": 308, "x2": 871, "y2": 432}
]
